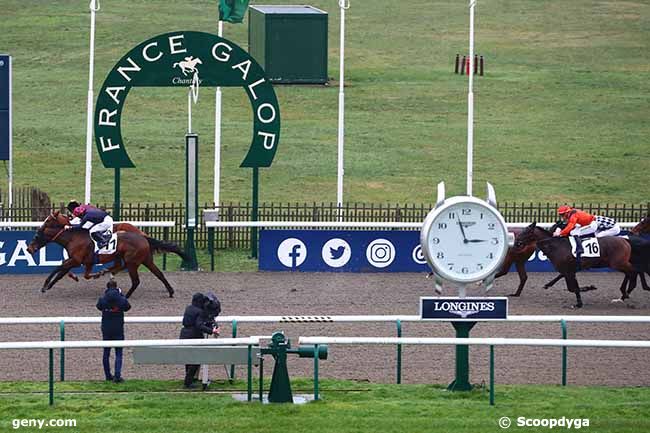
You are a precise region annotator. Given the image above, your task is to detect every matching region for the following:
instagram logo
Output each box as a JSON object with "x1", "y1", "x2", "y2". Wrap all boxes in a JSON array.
[{"x1": 366, "y1": 239, "x2": 395, "y2": 268}]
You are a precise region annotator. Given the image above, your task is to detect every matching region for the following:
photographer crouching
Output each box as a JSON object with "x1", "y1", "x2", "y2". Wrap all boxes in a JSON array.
[{"x1": 179, "y1": 292, "x2": 221, "y2": 389}]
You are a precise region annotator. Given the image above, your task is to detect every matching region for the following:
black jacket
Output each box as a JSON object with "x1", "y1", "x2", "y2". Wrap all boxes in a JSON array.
[
  {"x1": 179, "y1": 293, "x2": 220, "y2": 339},
  {"x1": 96, "y1": 287, "x2": 131, "y2": 338}
]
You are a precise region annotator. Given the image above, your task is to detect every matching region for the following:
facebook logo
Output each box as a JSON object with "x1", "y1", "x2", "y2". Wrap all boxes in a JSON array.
[{"x1": 277, "y1": 238, "x2": 307, "y2": 268}]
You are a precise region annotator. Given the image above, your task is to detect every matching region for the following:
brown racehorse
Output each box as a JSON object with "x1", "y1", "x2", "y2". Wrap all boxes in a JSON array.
[
  {"x1": 541, "y1": 216, "x2": 650, "y2": 294},
  {"x1": 27, "y1": 211, "x2": 188, "y2": 298},
  {"x1": 64, "y1": 222, "x2": 146, "y2": 282},
  {"x1": 631, "y1": 215, "x2": 650, "y2": 235},
  {"x1": 620, "y1": 215, "x2": 650, "y2": 293},
  {"x1": 525, "y1": 223, "x2": 638, "y2": 308},
  {"x1": 494, "y1": 228, "x2": 532, "y2": 297},
  {"x1": 495, "y1": 222, "x2": 579, "y2": 296}
]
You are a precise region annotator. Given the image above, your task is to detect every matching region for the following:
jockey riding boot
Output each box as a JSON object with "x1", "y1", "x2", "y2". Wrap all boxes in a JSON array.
[
  {"x1": 101, "y1": 231, "x2": 113, "y2": 248},
  {"x1": 573, "y1": 235, "x2": 583, "y2": 271},
  {"x1": 91, "y1": 232, "x2": 107, "y2": 250}
]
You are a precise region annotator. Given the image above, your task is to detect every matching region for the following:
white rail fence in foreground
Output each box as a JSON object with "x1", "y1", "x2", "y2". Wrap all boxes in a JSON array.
[
  {"x1": 0, "y1": 337, "x2": 261, "y2": 405},
  {"x1": 298, "y1": 335, "x2": 650, "y2": 404},
  {"x1": 2, "y1": 333, "x2": 649, "y2": 406},
  {"x1": 299, "y1": 336, "x2": 650, "y2": 348},
  {"x1": 2, "y1": 314, "x2": 650, "y2": 390},
  {"x1": 3, "y1": 314, "x2": 650, "y2": 325}
]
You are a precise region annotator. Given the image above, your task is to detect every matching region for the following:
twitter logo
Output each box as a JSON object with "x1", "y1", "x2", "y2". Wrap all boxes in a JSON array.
[
  {"x1": 322, "y1": 239, "x2": 351, "y2": 268},
  {"x1": 330, "y1": 245, "x2": 346, "y2": 260}
]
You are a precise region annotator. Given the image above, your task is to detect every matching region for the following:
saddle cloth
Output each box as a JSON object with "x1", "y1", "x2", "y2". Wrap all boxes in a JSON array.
[
  {"x1": 568, "y1": 237, "x2": 600, "y2": 258},
  {"x1": 93, "y1": 233, "x2": 118, "y2": 255}
]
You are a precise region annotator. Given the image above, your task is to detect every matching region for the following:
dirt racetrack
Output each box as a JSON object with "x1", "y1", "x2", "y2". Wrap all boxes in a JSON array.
[{"x1": 2, "y1": 271, "x2": 650, "y2": 387}]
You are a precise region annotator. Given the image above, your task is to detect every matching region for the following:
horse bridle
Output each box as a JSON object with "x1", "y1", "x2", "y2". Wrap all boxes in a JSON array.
[{"x1": 42, "y1": 212, "x2": 68, "y2": 243}]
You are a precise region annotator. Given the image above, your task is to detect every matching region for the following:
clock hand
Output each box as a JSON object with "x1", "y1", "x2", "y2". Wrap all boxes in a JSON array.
[
  {"x1": 467, "y1": 239, "x2": 487, "y2": 243},
  {"x1": 457, "y1": 221, "x2": 469, "y2": 243}
]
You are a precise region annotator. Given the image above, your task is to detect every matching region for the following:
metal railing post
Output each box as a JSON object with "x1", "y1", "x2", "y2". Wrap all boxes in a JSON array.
[
  {"x1": 396, "y1": 319, "x2": 402, "y2": 384},
  {"x1": 258, "y1": 355, "x2": 264, "y2": 402},
  {"x1": 561, "y1": 319, "x2": 567, "y2": 386},
  {"x1": 208, "y1": 226, "x2": 215, "y2": 271},
  {"x1": 314, "y1": 344, "x2": 320, "y2": 401},
  {"x1": 489, "y1": 345, "x2": 495, "y2": 406},
  {"x1": 162, "y1": 226, "x2": 169, "y2": 270},
  {"x1": 230, "y1": 319, "x2": 238, "y2": 380},
  {"x1": 49, "y1": 349, "x2": 54, "y2": 406},
  {"x1": 247, "y1": 345, "x2": 252, "y2": 402},
  {"x1": 59, "y1": 320, "x2": 65, "y2": 381}
]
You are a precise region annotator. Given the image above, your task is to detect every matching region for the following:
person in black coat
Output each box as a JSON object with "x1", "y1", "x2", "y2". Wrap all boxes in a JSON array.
[
  {"x1": 180, "y1": 292, "x2": 221, "y2": 388},
  {"x1": 96, "y1": 279, "x2": 131, "y2": 383}
]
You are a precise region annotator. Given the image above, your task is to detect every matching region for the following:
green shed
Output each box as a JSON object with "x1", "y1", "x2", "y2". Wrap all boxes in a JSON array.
[{"x1": 248, "y1": 5, "x2": 328, "y2": 84}]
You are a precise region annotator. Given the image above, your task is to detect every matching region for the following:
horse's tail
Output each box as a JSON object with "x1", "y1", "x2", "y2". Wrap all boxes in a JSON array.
[{"x1": 146, "y1": 237, "x2": 189, "y2": 261}]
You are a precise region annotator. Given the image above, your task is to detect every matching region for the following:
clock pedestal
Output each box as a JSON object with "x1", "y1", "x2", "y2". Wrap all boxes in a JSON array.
[{"x1": 447, "y1": 321, "x2": 476, "y2": 391}]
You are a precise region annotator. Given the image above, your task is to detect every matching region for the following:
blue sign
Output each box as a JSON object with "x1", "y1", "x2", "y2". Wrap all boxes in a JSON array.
[
  {"x1": 0, "y1": 231, "x2": 104, "y2": 274},
  {"x1": 259, "y1": 229, "x2": 427, "y2": 272},
  {"x1": 0, "y1": 55, "x2": 9, "y2": 111},
  {"x1": 259, "y1": 229, "x2": 616, "y2": 273},
  {"x1": 421, "y1": 297, "x2": 508, "y2": 320},
  {"x1": 0, "y1": 54, "x2": 9, "y2": 161}
]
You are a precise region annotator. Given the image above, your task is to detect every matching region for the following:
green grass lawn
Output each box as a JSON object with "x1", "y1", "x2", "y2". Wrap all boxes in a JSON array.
[
  {"x1": 151, "y1": 248, "x2": 258, "y2": 272},
  {"x1": 1, "y1": 379, "x2": 649, "y2": 432},
  {"x1": 2, "y1": 0, "x2": 648, "y2": 205}
]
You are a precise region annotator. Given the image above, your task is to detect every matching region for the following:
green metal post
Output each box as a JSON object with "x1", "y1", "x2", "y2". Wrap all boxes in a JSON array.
[
  {"x1": 313, "y1": 344, "x2": 320, "y2": 401},
  {"x1": 247, "y1": 345, "x2": 252, "y2": 402},
  {"x1": 250, "y1": 167, "x2": 259, "y2": 259},
  {"x1": 447, "y1": 321, "x2": 476, "y2": 391},
  {"x1": 258, "y1": 355, "x2": 264, "y2": 402},
  {"x1": 113, "y1": 168, "x2": 121, "y2": 221},
  {"x1": 208, "y1": 227, "x2": 215, "y2": 271},
  {"x1": 396, "y1": 319, "x2": 402, "y2": 384},
  {"x1": 561, "y1": 319, "x2": 567, "y2": 386},
  {"x1": 489, "y1": 345, "x2": 495, "y2": 406},
  {"x1": 182, "y1": 227, "x2": 198, "y2": 270},
  {"x1": 49, "y1": 349, "x2": 54, "y2": 406},
  {"x1": 59, "y1": 320, "x2": 65, "y2": 382},
  {"x1": 162, "y1": 226, "x2": 169, "y2": 270},
  {"x1": 182, "y1": 134, "x2": 199, "y2": 271},
  {"x1": 230, "y1": 320, "x2": 237, "y2": 381}
]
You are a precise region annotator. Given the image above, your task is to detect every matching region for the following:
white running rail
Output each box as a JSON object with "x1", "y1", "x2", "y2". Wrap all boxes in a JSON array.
[
  {"x1": 0, "y1": 221, "x2": 175, "y2": 229},
  {"x1": 0, "y1": 337, "x2": 260, "y2": 350},
  {"x1": 299, "y1": 336, "x2": 650, "y2": 348},
  {"x1": 2, "y1": 314, "x2": 650, "y2": 325},
  {"x1": 205, "y1": 221, "x2": 639, "y2": 229}
]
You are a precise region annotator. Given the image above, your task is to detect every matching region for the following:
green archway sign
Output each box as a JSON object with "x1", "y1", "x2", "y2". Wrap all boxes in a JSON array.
[{"x1": 94, "y1": 30, "x2": 281, "y2": 169}]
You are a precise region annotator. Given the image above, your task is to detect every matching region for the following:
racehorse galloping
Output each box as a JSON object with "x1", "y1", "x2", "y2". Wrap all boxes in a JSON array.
[
  {"x1": 631, "y1": 215, "x2": 650, "y2": 235},
  {"x1": 621, "y1": 214, "x2": 650, "y2": 293},
  {"x1": 27, "y1": 211, "x2": 188, "y2": 298},
  {"x1": 495, "y1": 222, "x2": 578, "y2": 297},
  {"x1": 65, "y1": 222, "x2": 146, "y2": 282},
  {"x1": 494, "y1": 228, "x2": 534, "y2": 297},
  {"x1": 525, "y1": 222, "x2": 637, "y2": 308}
]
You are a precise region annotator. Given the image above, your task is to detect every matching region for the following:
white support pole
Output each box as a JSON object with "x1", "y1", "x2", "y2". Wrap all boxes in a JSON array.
[
  {"x1": 214, "y1": 20, "x2": 224, "y2": 209},
  {"x1": 7, "y1": 55, "x2": 12, "y2": 214},
  {"x1": 466, "y1": 0, "x2": 476, "y2": 197},
  {"x1": 336, "y1": 0, "x2": 349, "y2": 215},
  {"x1": 84, "y1": 0, "x2": 99, "y2": 204}
]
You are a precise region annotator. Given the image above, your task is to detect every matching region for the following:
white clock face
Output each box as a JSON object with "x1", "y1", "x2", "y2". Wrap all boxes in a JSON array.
[{"x1": 420, "y1": 197, "x2": 508, "y2": 283}]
